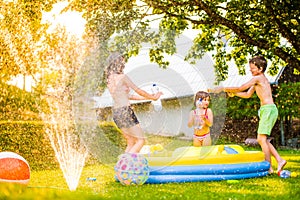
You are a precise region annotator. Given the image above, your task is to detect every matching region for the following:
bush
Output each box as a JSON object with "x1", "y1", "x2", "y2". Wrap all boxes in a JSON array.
[
  {"x1": 0, "y1": 82, "x2": 43, "y2": 121},
  {"x1": 224, "y1": 82, "x2": 300, "y2": 120},
  {"x1": 0, "y1": 121, "x2": 58, "y2": 170},
  {"x1": 0, "y1": 120, "x2": 127, "y2": 170},
  {"x1": 275, "y1": 82, "x2": 300, "y2": 118}
]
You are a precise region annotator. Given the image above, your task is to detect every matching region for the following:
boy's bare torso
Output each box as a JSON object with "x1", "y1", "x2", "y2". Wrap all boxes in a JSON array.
[{"x1": 253, "y1": 74, "x2": 274, "y2": 106}]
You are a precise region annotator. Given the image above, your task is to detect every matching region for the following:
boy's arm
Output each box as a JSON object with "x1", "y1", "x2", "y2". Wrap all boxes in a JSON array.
[
  {"x1": 232, "y1": 86, "x2": 255, "y2": 98},
  {"x1": 224, "y1": 78, "x2": 257, "y2": 93},
  {"x1": 209, "y1": 77, "x2": 257, "y2": 94}
]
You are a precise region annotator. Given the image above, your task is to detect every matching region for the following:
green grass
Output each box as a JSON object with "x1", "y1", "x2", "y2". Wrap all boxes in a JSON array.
[{"x1": 1, "y1": 142, "x2": 300, "y2": 200}]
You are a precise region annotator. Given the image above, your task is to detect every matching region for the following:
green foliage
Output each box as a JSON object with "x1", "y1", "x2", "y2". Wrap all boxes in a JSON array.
[
  {"x1": 98, "y1": 121, "x2": 126, "y2": 150},
  {"x1": 224, "y1": 82, "x2": 300, "y2": 120},
  {"x1": 68, "y1": 0, "x2": 300, "y2": 84},
  {"x1": 209, "y1": 93, "x2": 227, "y2": 117},
  {"x1": 0, "y1": 82, "x2": 42, "y2": 121},
  {"x1": 0, "y1": 0, "x2": 56, "y2": 82},
  {"x1": 0, "y1": 121, "x2": 58, "y2": 170},
  {"x1": 226, "y1": 94, "x2": 260, "y2": 119},
  {"x1": 70, "y1": 0, "x2": 140, "y2": 42},
  {"x1": 140, "y1": 0, "x2": 299, "y2": 80},
  {"x1": 1, "y1": 0, "x2": 299, "y2": 90},
  {"x1": 0, "y1": 119, "x2": 125, "y2": 170},
  {"x1": 275, "y1": 82, "x2": 300, "y2": 118},
  {"x1": 0, "y1": 81, "x2": 56, "y2": 170}
]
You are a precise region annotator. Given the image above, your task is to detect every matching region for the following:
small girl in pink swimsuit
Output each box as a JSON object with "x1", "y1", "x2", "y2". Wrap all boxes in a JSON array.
[{"x1": 187, "y1": 91, "x2": 213, "y2": 147}]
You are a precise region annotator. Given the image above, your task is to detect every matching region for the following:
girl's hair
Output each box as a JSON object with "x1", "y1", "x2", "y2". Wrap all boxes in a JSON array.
[
  {"x1": 105, "y1": 52, "x2": 125, "y2": 82},
  {"x1": 194, "y1": 91, "x2": 210, "y2": 107},
  {"x1": 249, "y1": 55, "x2": 267, "y2": 72}
]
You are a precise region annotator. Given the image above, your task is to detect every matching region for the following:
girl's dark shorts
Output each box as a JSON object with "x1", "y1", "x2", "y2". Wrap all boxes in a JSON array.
[{"x1": 112, "y1": 106, "x2": 139, "y2": 129}]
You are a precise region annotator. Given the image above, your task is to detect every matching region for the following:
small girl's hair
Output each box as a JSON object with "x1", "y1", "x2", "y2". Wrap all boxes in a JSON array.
[{"x1": 194, "y1": 91, "x2": 210, "y2": 107}]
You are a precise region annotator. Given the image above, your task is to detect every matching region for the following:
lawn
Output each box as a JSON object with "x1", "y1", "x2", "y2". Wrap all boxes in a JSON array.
[{"x1": 1, "y1": 146, "x2": 299, "y2": 200}]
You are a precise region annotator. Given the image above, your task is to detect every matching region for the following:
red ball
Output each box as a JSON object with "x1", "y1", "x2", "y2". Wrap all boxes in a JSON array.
[{"x1": 0, "y1": 152, "x2": 30, "y2": 185}]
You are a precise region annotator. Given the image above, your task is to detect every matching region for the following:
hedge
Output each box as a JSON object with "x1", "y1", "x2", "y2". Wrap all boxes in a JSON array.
[
  {"x1": 0, "y1": 121, "x2": 58, "y2": 170},
  {"x1": 0, "y1": 121, "x2": 125, "y2": 170},
  {"x1": 218, "y1": 82, "x2": 300, "y2": 120}
]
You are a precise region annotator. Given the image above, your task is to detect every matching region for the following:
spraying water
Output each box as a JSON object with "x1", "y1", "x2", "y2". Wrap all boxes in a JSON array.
[
  {"x1": 1, "y1": 0, "x2": 95, "y2": 190},
  {"x1": 38, "y1": 2, "x2": 99, "y2": 190},
  {"x1": 42, "y1": 96, "x2": 88, "y2": 191}
]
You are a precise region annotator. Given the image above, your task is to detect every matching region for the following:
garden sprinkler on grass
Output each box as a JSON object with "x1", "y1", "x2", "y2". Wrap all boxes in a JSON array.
[
  {"x1": 278, "y1": 170, "x2": 291, "y2": 178},
  {"x1": 86, "y1": 177, "x2": 97, "y2": 181}
]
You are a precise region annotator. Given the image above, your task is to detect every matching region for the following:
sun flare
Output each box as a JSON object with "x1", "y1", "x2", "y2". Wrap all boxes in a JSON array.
[{"x1": 42, "y1": 1, "x2": 86, "y2": 37}]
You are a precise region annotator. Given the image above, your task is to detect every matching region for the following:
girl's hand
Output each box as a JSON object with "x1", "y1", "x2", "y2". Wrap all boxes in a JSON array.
[
  {"x1": 153, "y1": 92, "x2": 163, "y2": 100},
  {"x1": 201, "y1": 115, "x2": 208, "y2": 120}
]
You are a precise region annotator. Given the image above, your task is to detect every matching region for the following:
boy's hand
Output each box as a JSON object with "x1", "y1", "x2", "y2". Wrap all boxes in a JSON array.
[{"x1": 227, "y1": 92, "x2": 235, "y2": 97}]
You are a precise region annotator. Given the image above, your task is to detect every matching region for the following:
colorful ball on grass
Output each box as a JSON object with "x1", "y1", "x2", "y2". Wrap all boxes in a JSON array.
[
  {"x1": 114, "y1": 153, "x2": 149, "y2": 185},
  {"x1": 0, "y1": 152, "x2": 30, "y2": 185}
]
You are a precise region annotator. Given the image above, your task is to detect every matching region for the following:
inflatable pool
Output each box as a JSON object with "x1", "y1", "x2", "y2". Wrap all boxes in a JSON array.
[{"x1": 144, "y1": 145, "x2": 270, "y2": 184}]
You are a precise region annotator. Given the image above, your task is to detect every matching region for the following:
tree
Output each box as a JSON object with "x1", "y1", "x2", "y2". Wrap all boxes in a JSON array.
[
  {"x1": 0, "y1": 0, "x2": 58, "y2": 82},
  {"x1": 2, "y1": 1, "x2": 299, "y2": 83},
  {"x1": 68, "y1": 0, "x2": 153, "y2": 92},
  {"x1": 70, "y1": 0, "x2": 298, "y2": 82},
  {"x1": 68, "y1": 0, "x2": 142, "y2": 44},
  {"x1": 131, "y1": 0, "x2": 299, "y2": 81}
]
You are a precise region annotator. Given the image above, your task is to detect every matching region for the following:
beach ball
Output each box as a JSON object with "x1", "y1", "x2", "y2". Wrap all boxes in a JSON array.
[
  {"x1": 0, "y1": 152, "x2": 30, "y2": 185},
  {"x1": 114, "y1": 153, "x2": 149, "y2": 185}
]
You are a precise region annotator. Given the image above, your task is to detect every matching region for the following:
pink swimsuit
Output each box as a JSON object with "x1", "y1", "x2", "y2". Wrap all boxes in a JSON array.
[{"x1": 193, "y1": 108, "x2": 210, "y2": 143}]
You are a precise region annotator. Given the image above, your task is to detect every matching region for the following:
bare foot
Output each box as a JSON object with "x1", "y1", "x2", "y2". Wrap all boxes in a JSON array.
[
  {"x1": 277, "y1": 160, "x2": 287, "y2": 173},
  {"x1": 268, "y1": 168, "x2": 274, "y2": 174}
]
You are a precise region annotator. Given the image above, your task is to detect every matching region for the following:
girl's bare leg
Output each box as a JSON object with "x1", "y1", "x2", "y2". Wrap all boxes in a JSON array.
[
  {"x1": 121, "y1": 129, "x2": 135, "y2": 153},
  {"x1": 193, "y1": 137, "x2": 203, "y2": 147},
  {"x1": 123, "y1": 125, "x2": 145, "y2": 153},
  {"x1": 203, "y1": 135, "x2": 212, "y2": 146}
]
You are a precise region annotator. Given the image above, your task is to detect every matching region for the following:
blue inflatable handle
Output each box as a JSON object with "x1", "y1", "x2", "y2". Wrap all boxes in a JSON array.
[{"x1": 224, "y1": 146, "x2": 238, "y2": 154}]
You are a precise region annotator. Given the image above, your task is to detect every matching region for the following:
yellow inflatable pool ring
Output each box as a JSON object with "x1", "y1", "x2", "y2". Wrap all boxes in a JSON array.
[{"x1": 145, "y1": 145, "x2": 265, "y2": 166}]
